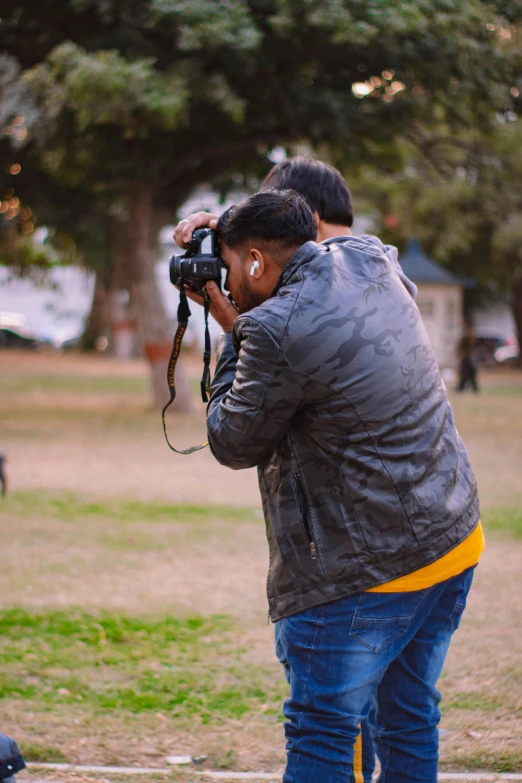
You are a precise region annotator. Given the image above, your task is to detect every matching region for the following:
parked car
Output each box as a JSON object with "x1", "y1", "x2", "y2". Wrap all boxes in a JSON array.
[
  {"x1": 49, "y1": 325, "x2": 84, "y2": 351},
  {"x1": 0, "y1": 312, "x2": 41, "y2": 349},
  {"x1": 474, "y1": 333, "x2": 516, "y2": 367},
  {"x1": 494, "y1": 344, "x2": 520, "y2": 366}
]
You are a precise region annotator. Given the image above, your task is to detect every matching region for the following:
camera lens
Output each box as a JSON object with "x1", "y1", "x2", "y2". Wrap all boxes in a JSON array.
[{"x1": 169, "y1": 255, "x2": 182, "y2": 286}]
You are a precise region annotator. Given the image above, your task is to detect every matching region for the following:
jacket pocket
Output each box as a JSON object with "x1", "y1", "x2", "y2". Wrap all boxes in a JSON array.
[{"x1": 294, "y1": 472, "x2": 317, "y2": 560}]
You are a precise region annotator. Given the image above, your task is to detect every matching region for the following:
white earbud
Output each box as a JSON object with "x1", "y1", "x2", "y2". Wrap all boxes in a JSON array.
[{"x1": 250, "y1": 260, "x2": 260, "y2": 277}]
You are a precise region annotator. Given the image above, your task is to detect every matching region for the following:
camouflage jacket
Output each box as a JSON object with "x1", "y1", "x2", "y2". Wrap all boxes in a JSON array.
[{"x1": 207, "y1": 236, "x2": 480, "y2": 621}]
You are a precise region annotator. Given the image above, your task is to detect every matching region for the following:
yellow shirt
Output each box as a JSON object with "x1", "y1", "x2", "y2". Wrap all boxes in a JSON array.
[{"x1": 366, "y1": 522, "x2": 485, "y2": 593}]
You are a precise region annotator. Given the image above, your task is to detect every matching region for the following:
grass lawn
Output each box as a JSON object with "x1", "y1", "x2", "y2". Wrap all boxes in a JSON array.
[{"x1": 0, "y1": 350, "x2": 521, "y2": 777}]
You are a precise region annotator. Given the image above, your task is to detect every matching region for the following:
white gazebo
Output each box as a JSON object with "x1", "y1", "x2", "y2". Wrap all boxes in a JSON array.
[{"x1": 399, "y1": 239, "x2": 463, "y2": 368}]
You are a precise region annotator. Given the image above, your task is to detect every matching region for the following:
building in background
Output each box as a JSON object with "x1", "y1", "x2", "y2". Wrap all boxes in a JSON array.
[
  {"x1": 399, "y1": 239, "x2": 463, "y2": 368},
  {"x1": 471, "y1": 294, "x2": 516, "y2": 342}
]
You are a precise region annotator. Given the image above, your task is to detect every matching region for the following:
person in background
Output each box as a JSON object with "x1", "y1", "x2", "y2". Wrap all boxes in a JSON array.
[
  {"x1": 0, "y1": 454, "x2": 8, "y2": 496},
  {"x1": 261, "y1": 158, "x2": 377, "y2": 783},
  {"x1": 457, "y1": 320, "x2": 479, "y2": 393}
]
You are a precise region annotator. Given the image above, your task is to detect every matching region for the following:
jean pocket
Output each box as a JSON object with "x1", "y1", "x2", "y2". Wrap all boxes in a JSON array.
[
  {"x1": 349, "y1": 591, "x2": 425, "y2": 653},
  {"x1": 448, "y1": 565, "x2": 475, "y2": 632},
  {"x1": 449, "y1": 598, "x2": 467, "y2": 632}
]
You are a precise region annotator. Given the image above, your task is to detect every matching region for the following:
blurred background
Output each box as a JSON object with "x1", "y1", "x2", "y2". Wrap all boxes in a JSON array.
[{"x1": 0, "y1": 2, "x2": 521, "y2": 781}]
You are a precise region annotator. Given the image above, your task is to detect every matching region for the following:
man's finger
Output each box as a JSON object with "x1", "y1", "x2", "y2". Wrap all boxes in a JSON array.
[
  {"x1": 175, "y1": 283, "x2": 237, "y2": 332},
  {"x1": 176, "y1": 285, "x2": 205, "y2": 307},
  {"x1": 173, "y1": 211, "x2": 219, "y2": 246},
  {"x1": 205, "y1": 281, "x2": 225, "y2": 304},
  {"x1": 183, "y1": 215, "x2": 218, "y2": 243}
]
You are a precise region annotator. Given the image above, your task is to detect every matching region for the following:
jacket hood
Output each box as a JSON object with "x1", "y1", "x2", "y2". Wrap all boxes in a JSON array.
[
  {"x1": 273, "y1": 240, "x2": 328, "y2": 295},
  {"x1": 273, "y1": 235, "x2": 417, "y2": 300},
  {"x1": 326, "y1": 234, "x2": 418, "y2": 299},
  {"x1": 323, "y1": 234, "x2": 399, "y2": 264}
]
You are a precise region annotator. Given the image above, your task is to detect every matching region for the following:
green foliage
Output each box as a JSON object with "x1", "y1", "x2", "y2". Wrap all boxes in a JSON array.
[
  {"x1": 0, "y1": 54, "x2": 98, "y2": 273},
  {"x1": 0, "y1": 53, "x2": 37, "y2": 129},
  {"x1": 25, "y1": 43, "x2": 189, "y2": 137},
  {"x1": 0, "y1": 609, "x2": 285, "y2": 721},
  {"x1": 2, "y1": 0, "x2": 522, "y2": 346},
  {"x1": 6, "y1": 0, "x2": 521, "y2": 194},
  {"x1": 151, "y1": 0, "x2": 262, "y2": 51},
  {"x1": 0, "y1": 235, "x2": 55, "y2": 272},
  {"x1": 21, "y1": 744, "x2": 68, "y2": 763},
  {"x1": 481, "y1": 507, "x2": 522, "y2": 539},
  {"x1": 350, "y1": 120, "x2": 522, "y2": 291},
  {"x1": 482, "y1": 383, "x2": 522, "y2": 397},
  {"x1": 2, "y1": 489, "x2": 258, "y2": 526},
  {"x1": 447, "y1": 749, "x2": 522, "y2": 773},
  {"x1": 0, "y1": 372, "x2": 149, "y2": 395},
  {"x1": 445, "y1": 691, "x2": 504, "y2": 711}
]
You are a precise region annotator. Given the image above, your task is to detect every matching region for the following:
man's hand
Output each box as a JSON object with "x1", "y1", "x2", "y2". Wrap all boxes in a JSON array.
[
  {"x1": 182, "y1": 281, "x2": 239, "y2": 333},
  {"x1": 174, "y1": 211, "x2": 219, "y2": 248},
  {"x1": 174, "y1": 212, "x2": 237, "y2": 331}
]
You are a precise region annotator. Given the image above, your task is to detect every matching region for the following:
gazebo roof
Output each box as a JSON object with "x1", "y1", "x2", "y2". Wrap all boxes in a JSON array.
[{"x1": 399, "y1": 239, "x2": 461, "y2": 286}]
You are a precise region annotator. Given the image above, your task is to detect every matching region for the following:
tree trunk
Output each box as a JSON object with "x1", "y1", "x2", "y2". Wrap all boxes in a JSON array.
[
  {"x1": 512, "y1": 276, "x2": 522, "y2": 369},
  {"x1": 106, "y1": 230, "x2": 137, "y2": 359},
  {"x1": 109, "y1": 288, "x2": 137, "y2": 358},
  {"x1": 119, "y1": 184, "x2": 193, "y2": 411},
  {"x1": 82, "y1": 269, "x2": 110, "y2": 351}
]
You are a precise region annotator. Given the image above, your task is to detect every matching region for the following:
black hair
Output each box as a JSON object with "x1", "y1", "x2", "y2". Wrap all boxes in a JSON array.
[
  {"x1": 217, "y1": 189, "x2": 317, "y2": 267},
  {"x1": 262, "y1": 156, "x2": 354, "y2": 227}
]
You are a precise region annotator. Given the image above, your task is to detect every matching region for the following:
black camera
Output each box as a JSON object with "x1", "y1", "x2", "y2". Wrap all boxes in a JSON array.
[
  {"x1": 169, "y1": 228, "x2": 222, "y2": 296},
  {"x1": 163, "y1": 226, "x2": 224, "y2": 453}
]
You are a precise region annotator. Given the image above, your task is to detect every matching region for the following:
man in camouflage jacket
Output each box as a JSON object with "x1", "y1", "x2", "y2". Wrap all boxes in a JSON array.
[{"x1": 174, "y1": 185, "x2": 481, "y2": 783}]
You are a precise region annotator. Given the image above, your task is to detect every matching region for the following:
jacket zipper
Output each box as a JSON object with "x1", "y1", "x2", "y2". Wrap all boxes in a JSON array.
[{"x1": 294, "y1": 472, "x2": 317, "y2": 560}]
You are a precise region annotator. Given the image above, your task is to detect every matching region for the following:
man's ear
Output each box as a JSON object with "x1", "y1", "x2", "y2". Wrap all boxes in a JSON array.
[{"x1": 249, "y1": 248, "x2": 265, "y2": 279}]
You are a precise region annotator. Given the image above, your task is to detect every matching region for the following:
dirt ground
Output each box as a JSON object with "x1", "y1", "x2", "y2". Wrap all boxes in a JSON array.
[
  {"x1": 2, "y1": 349, "x2": 521, "y2": 510},
  {"x1": 1, "y1": 349, "x2": 522, "y2": 776},
  {"x1": 0, "y1": 350, "x2": 261, "y2": 506}
]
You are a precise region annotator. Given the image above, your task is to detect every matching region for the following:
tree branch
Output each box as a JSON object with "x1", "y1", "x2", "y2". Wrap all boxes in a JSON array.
[{"x1": 161, "y1": 129, "x2": 294, "y2": 187}]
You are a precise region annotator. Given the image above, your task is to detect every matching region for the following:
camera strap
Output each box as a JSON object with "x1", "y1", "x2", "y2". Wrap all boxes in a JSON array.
[
  {"x1": 161, "y1": 282, "x2": 211, "y2": 455},
  {"x1": 200, "y1": 295, "x2": 212, "y2": 403}
]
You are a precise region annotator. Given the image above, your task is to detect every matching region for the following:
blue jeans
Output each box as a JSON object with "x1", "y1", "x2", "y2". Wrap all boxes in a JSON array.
[
  {"x1": 274, "y1": 566, "x2": 475, "y2": 783},
  {"x1": 276, "y1": 638, "x2": 376, "y2": 783}
]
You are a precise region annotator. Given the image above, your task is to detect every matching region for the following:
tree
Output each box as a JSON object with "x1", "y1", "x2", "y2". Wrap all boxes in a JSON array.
[
  {"x1": 348, "y1": 116, "x2": 522, "y2": 362},
  {"x1": 0, "y1": 56, "x2": 109, "y2": 317},
  {"x1": 2, "y1": 0, "x2": 521, "y2": 401}
]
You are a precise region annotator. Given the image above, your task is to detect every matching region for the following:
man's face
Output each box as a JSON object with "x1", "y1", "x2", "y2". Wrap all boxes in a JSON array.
[{"x1": 220, "y1": 243, "x2": 268, "y2": 314}]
